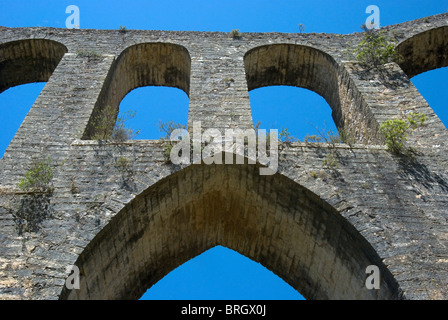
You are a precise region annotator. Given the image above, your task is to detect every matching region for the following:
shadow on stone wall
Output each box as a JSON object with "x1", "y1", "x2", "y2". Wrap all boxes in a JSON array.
[
  {"x1": 397, "y1": 151, "x2": 448, "y2": 193},
  {"x1": 7, "y1": 193, "x2": 53, "y2": 235}
]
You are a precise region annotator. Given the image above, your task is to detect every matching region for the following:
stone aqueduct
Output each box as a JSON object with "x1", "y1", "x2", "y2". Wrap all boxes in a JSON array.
[{"x1": 0, "y1": 13, "x2": 447, "y2": 300}]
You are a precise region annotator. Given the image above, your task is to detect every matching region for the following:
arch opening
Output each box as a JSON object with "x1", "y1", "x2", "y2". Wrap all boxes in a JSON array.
[
  {"x1": 410, "y1": 67, "x2": 448, "y2": 129},
  {"x1": 0, "y1": 38, "x2": 67, "y2": 157},
  {"x1": 140, "y1": 245, "x2": 305, "y2": 300},
  {"x1": 396, "y1": 26, "x2": 448, "y2": 79},
  {"x1": 0, "y1": 39, "x2": 67, "y2": 93},
  {"x1": 244, "y1": 44, "x2": 342, "y2": 122},
  {"x1": 249, "y1": 85, "x2": 338, "y2": 142},
  {"x1": 243, "y1": 43, "x2": 368, "y2": 144},
  {"x1": 0, "y1": 82, "x2": 46, "y2": 158},
  {"x1": 396, "y1": 27, "x2": 448, "y2": 132},
  {"x1": 117, "y1": 86, "x2": 189, "y2": 140},
  {"x1": 82, "y1": 42, "x2": 191, "y2": 140},
  {"x1": 60, "y1": 162, "x2": 402, "y2": 300}
]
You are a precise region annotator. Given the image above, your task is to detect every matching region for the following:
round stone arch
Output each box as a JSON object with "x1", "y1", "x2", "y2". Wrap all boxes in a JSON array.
[
  {"x1": 243, "y1": 43, "x2": 372, "y2": 144},
  {"x1": 0, "y1": 38, "x2": 68, "y2": 93},
  {"x1": 59, "y1": 161, "x2": 402, "y2": 300},
  {"x1": 82, "y1": 42, "x2": 191, "y2": 140},
  {"x1": 396, "y1": 25, "x2": 448, "y2": 78}
]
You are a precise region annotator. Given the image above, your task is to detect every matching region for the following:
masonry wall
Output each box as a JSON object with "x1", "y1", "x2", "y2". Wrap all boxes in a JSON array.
[{"x1": 0, "y1": 13, "x2": 447, "y2": 300}]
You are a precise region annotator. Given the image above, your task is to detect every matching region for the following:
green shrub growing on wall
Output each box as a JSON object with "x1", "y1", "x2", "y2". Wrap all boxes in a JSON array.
[
  {"x1": 110, "y1": 110, "x2": 141, "y2": 142},
  {"x1": 14, "y1": 158, "x2": 55, "y2": 234},
  {"x1": 91, "y1": 105, "x2": 140, "y2": 141},
  {"x1": 158, "y1": 120, "x2": 187, "y2": 163},
  {"x1": 322, "y1": 153, "x2": 339, "y2": 170},
  {"x1": 17, "y1": 158, "x2": 54, "y2": 193},
  {"x1": 115, "y1": 156, "x2": 132, "y2": 172},
  {"x1": 76, "y1": 50, "x2": 102, "y2": 60},
  {"x1": 278, "y1": 127, "x2": 298, "y2": 144},
  {"x1": 379, "y1": 112, "x2": 428, "y2": 154},
  {"x1": 353, "y1": 30, "x2": 399, "y2": 68},
  {"x1": 230, "y1": 29, "x2": 242, "y2": 39},
  {"x1": 304, "y1": 126, "x2": 342, "y2": 148},
  {"x1": 91, "y1": 105, "x2": 116, "y2": 140}
]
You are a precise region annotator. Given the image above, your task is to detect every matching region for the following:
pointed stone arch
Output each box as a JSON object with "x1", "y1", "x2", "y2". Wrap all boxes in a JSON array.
[{"x1": 59, "y1": 161, "x2": 402, "y2": 300}]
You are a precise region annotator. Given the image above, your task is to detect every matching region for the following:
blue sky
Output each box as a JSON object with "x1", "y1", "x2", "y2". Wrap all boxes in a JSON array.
[{"x1": 0, "y1": 0, "x2": 447, "y2": 300}]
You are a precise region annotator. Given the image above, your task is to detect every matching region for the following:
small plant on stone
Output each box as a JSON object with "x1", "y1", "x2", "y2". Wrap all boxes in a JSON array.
[
  {"x1": 110, "y1": 110, "x2": 141, "y2": 142},
  {"x1": 230, "y1": 29, "x2": 242, "y2": 39},
  {"x1": 158, "y1": 120, "x2": 187, "y2": 163},
  {"x1": 253, "y1": 121, "x2": 298, "y2": 146},
  {"x1": 253, "y1": 120, "x2": 269, "y2": 148},
  {"x1": 379, "y1": 112, "x2": 428, "y2": 155},
  {"x1": 322, "y1": 153, "x2": 339, "y2": 170},
  {"x1": 360, "y1": 182, "x2": 371, "y2": 189},
  {"x1": 304, "y1": 134, "x2": 321, "y2": 144},
  {"x1": 90, "y1": 105, "x2": 140, "y2": 141},
  {"x1": 158, "y1": 120, "x2": 187, "y2": 139},
  {"x1": 119, "y1": 26, "x2": 127, "y2": 33},
  {"x1": 353, "y1": 29, "x2": 400, "y2": 69},
  {"x1": 304, "y1": 123, "x2": 343, "y2": 149},
  {"x1": 223, "y1": 78, "x2": 235, "y2": 88},
  {"x1": 76, "y1": 50, "x2": 102, "y2": 60},
  {"x1": 90, "y1": 105, "x2": 117, "y2": 140},
  {"x1": 309, "y1": 171, "x2": 318, "y2": 179},
  {"x1": 17, "y1": 158, "x2": 54, "y2": 193},
  {"x1": 115, "y1": 156, "x2": 135, "y2": 191},
  {"x1": 115, "y1": 156, "x2": 132, "y2": 173},
  {"x1": 380, "y1": 119, "x2": 407, "y2": 154},
  {"x1": 163, "y1": 143, "x2": 175, "y2": 163},
  {"x1": 12, "y1": 158, "x2": 55, "y2": 234},
  {"x1": 338, "y1": 127, "x2": 355, "y2": 146},
  {"x1": 303, "y1": 123, "x2": 345, "y2": 171},
  {"x1": 319, "y1": 128, "x2": 342, "y2": 148},
  {"x1": 278, "y1": 127, "x2": 299, "y2": 145}
]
